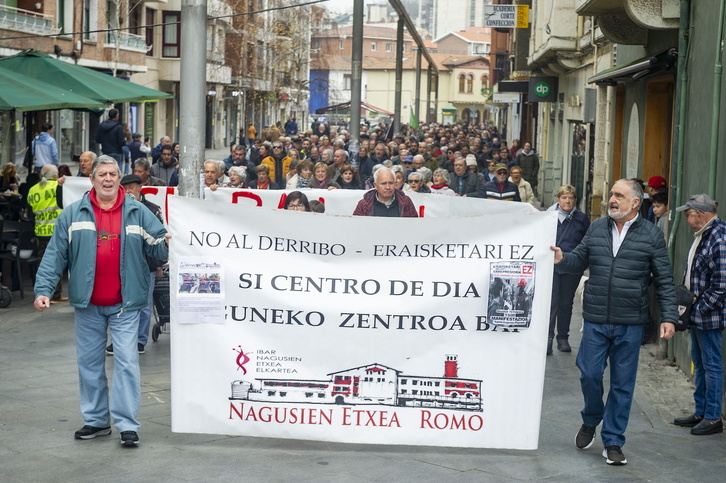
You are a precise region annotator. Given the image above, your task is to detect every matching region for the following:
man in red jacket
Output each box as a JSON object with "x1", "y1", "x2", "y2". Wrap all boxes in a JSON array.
[{"x1": 352, "y1": 167, "x2": 418, "y2": 217}]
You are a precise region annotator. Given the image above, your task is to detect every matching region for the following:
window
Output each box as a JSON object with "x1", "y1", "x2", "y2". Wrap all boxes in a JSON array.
[
  {"x1": 83, "y1": 0, "x2": 97, "y2": 41},
  {"x1": 371, "y1": 42, "x2": 377, "y2": 52},
  {"x1": 402, "y1": 44, "x2": 406, "y2": 53},
  {"x1": 339, "y1": 39, "x2": 344, "y2": 50},
  {"x1": 57, "y1": 0, "x2": 75, "y2": 35},
  {"x1": 481, "y1": 75, "x2": 489, "y2": 88},
  {"x1": 386, "y1": 43, "x2": 392, "y2": 52},
  {"x1": 146, "y1": 9, "x2": 156, "y2": 56},
  {"x1": 312, "y1": 39, "x2": 321, "y2": 50},
  {"x1": 162, "y1": 12, "x2": 181, "y2": 58},
  {"x1": 343, "y1": 74, "x2": 352, "y2": 90},
  {"x1": 467, "y1": 74, "x2": 474, "y2": 93},
  {"x1": 458, "y1": 74, "x2": 466, "y2": 93}
]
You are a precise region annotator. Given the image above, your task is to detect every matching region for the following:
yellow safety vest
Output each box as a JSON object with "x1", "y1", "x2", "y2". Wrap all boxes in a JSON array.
[{"x1": 27, "y1": 180, "x2": 62, "y2": 237}]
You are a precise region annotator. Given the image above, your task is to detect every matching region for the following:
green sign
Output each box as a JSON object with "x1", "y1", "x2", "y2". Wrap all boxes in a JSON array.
[
  {"x1": 528, "y1": 77, "x2": 558, "y2": 102},
  {"x1": 481, "y1": 88, "x2": 493, "y2": 99},
  {"x1": 534, "y1": 82, "x2": 550, "y2": 98}
]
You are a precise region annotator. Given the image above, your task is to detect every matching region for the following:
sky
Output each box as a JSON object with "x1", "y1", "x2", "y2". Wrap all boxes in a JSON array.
[{"x1": 320, "y1": 0, "x2": 356, "y2": 15}]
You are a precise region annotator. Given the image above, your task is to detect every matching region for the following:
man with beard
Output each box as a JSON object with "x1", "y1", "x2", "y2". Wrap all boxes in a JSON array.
[
  {"x1": 150, "y1": 145, "x2": 178, "y2": 186},
  {"x1": 551, "y1": 178, "x2": 677, "y2": 466}
]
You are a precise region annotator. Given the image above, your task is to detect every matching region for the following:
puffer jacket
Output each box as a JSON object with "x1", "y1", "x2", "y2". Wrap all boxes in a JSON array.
[
  {"x1": 34, "y1": 190, "x2": 168, "y2": 310},
  {"x1": 558, "y1": 215, "x2": 678, "y2": 325}
]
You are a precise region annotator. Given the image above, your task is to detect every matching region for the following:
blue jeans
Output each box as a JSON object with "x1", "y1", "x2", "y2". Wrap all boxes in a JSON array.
[
  {"x1": 691, "y1": 328, "x2": 724, "y2": 420},
  {"x1": 138, "y1": 271, "x2": 156, "y2": 345},
  {"x1": 576, "y1": 321, "x2": 644, "y2": 448},
  {"x1": 75, "y1": 303, "x2": 141, "y2": 432}
]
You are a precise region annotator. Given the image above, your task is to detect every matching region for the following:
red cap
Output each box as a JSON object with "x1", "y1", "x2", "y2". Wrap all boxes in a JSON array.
[{"x1": 646, "y1": 176, "x2": 667, "y2": 189}]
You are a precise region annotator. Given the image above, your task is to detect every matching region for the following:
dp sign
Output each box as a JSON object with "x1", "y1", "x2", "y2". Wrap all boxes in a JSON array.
[{"x1": 528, "y1": 77, "x2": 557, "y2": 102}]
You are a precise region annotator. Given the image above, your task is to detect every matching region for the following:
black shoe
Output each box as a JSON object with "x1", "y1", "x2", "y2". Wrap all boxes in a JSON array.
[
  {"x1": 691, "y1": 418, "x2": 723, "y2": 435},
  {"x1": 575, "y1": 424, "x2": 596, "y2": 449},
  {"x1": 674, "y1": 414, "x2": 703, "y2": 427},
  {"x1": 105, "y1": 344, "x2": 113, "y2": 355},
  {"x1": 557, "y1": 339, "x2": 572, "y2": 352},
  {"x1": 138, "y1": 343, "x2": 145, "y2": 354},
  {"x1": 120, "y1": 430, "x2": 140, "y2": 447},
  {"x1": 547, "y1": 338, "x2": 553, "y2": 356},
  {"x1": 602, "y1": 445, "x2": 627, "y2": 465},
  {"x1": 74, "y1": 425, "x2": 111, "y2": 440}
]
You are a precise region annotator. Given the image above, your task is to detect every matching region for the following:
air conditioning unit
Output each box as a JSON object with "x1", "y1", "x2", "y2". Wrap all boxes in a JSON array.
[{"x1": 569, "y1": 95, "x2": 581, "y2": 107}]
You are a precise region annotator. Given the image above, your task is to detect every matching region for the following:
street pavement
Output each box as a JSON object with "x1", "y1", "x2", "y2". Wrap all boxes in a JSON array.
[{"x1": 1, "y1": 275, "x2": 724, "y2": 482}]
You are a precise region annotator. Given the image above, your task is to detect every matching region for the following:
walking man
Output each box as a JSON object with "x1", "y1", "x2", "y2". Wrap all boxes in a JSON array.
[
  {"x1": 31, "y1": 123, "x2": 59, "y2": 172},
  {"x1": 95, "y1": 108, "x2": 125, "y2": 165},
  {"x1": 673, "y1": 194, "x2": 725, "y2": 435},
  {"x1": 551, "y1": 178, "x2": 677, "y2": 466},
  {"x1": 33, "y1": 156, "x2": 170, "y2": 447}
]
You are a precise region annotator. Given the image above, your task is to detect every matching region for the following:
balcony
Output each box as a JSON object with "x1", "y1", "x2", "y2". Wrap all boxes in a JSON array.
[
  {"x1": 529, "y1": 0, "x2": 578, "y2": 70},
  {"x1": 0, "y1": 4, "x2": 55, "y2": 35},
  {"x1": 106, "y1": 31, "x2": 149, "y2": 53},
  {"x1": 576, "y1": 0, "x2": 678, "y2": 44}
]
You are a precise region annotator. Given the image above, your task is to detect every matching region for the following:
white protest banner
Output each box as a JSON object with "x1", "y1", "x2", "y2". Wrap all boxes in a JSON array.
[
  {"x1": 168, "y1": 196, "x2": 556, "y2": 449},
  {"x1": 62, "y1": 178, "x2": 537, "y2": 220}
]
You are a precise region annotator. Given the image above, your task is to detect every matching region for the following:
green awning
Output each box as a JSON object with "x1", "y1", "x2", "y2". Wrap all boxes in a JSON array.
[
  {"x1": 0, "y1": 50, "x2": 173, "y2": 104},
  {"x1": 0, "y1": 65, "x2": 105, "y2": 112}
]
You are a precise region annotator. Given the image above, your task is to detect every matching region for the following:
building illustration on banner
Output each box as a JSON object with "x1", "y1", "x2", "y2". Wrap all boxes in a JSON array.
[{"x1": 230, "y1": 354, "x2": 482, "y2": 412}]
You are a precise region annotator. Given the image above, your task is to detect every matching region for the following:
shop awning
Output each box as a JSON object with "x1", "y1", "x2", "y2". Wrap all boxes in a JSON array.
[
  {"x1": 0, "y1": 65, "x2": 105, "y2": 112},
  {"x1": 0, "y1": 50, "x2": 173, "y2": 104},
  {"x1": 315, "y1": 101, "x2": 394, "y2": 116},
  {"x1": 588, "y1": 48, "x2": 677, "y2": 85}
]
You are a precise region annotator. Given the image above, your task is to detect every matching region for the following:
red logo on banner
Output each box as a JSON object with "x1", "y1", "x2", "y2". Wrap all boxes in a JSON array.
[{"x1": 233, "y1": 345, "x2": 251, "y2": 375}]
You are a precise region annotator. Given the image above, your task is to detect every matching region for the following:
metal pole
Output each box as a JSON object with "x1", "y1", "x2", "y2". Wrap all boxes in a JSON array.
[
  {"x1": 415, "y1": 48, "x2": 422, "y2": 126},
  {"x1": 393, "y1": 17, "x2": 404, "y2": 135},
  {"x1": 434, "y1": 73, "x2": 439, "y2": 123},
  {"x1": 426, "y1": 65, "x2": 432, "y2": 124},
  {"x1": 349, "y1": 0, "x2": 364, "y2": 157},
  {"x1": 179, "y1": 0, "x2": 207, "y2": 198}
]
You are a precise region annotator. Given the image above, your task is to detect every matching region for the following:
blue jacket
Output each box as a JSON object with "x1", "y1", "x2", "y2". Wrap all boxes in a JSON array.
[
  {"x1": 688, "y1": 217, "x2": 726, "y2": 330},
  {"x1": 31, "y1": 132, "x2": 59, "y2": 167},
  {"x1": 558, "y1": 215, "x2": 678, "y2": 325},
  {"x1": 34, "y1": 192, "x2": 168, "y2": 311}
]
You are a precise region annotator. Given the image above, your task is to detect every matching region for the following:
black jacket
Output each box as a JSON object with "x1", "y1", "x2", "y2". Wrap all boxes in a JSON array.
[
  {"x1": 558, "y1": 215, "x2": 678, "y2": 325},
  {"x1": 95, "y1": 119, "x2": 125, "y2": 155}
]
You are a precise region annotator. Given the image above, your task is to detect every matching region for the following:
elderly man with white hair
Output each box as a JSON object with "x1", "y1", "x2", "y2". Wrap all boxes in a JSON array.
[{"x1": 352, "y1": 167, "x2": 418, "y2": 217}]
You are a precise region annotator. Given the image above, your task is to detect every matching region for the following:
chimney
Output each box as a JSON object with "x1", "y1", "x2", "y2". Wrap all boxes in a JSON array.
[{"x1": 444, "y1": 354, "x2": 458, "y2": 378}]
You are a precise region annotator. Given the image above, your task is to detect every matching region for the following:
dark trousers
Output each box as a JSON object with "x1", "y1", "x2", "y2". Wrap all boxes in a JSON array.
[{"x1": 549, "y1": 272, "x2": 582, "y2": 341}]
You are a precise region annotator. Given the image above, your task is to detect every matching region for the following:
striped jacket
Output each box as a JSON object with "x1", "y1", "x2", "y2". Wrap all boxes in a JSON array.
[
  {"x1": 688, "y1": 217, "x2": 726, "y2": 330},
  {"x1": 478, "y1": 180, "x2": 522, "y2": 202}
]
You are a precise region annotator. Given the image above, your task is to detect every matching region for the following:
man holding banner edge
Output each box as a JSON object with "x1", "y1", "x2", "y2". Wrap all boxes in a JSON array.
[{"x1": 551, "y1": 178, "x2": 677, "y2": 466}]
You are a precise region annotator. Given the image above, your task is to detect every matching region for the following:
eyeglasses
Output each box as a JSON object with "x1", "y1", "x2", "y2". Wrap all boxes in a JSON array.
[
  {"x1": 496, "y1": 170, "x2": 508, "y2": 174},
  {"x1": 408, "y1": 179, "x2": 421, "y2": 184},
  {"x1": 272, "y1": 145, "x2": 283, "y2": 149},
  {"x1": 287, "y1": 203, "x2": 305, "y2": 210}
]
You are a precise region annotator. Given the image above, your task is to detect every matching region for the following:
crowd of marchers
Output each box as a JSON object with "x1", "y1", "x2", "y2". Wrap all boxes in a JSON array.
[{"x1": 195, "y1": 119, "x2": 539, "y2": 208}]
